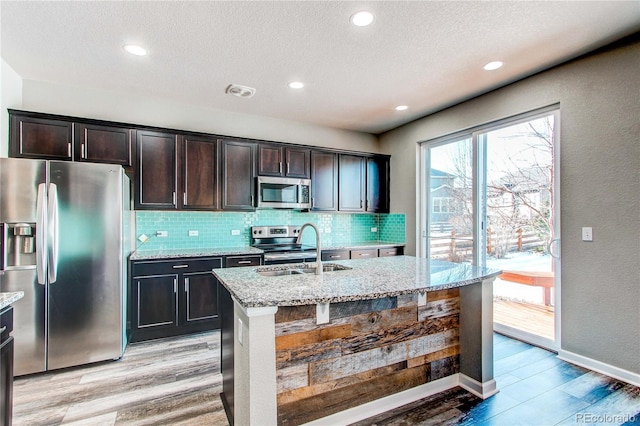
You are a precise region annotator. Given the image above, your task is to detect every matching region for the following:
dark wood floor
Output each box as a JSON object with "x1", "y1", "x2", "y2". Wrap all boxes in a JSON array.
[{"x1": 12, "y1": 331, "x2": 640, "y2": 425}]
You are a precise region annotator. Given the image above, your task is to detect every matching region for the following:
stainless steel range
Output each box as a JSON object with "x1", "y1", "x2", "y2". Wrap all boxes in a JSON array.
[{"x1": 251, "y1": 226, "x2": 318, "y2": 265}]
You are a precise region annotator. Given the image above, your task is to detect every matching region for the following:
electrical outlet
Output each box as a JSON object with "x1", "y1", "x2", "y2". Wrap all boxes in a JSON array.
[
  {"x1": 582, "y1": 227, "x2": 593, "y2": 241},
  {"x1": 231, "y1": 230, "x2": 240, "y2": 236},
  {"x1": 371, "y1": 227, "x2": 378, "y2": 233},
  {"x1": 188, "y1": 230, "x2": 199, "y2": 237},
  {"x1": 156, "y1": 230, "x2": 168, "y2": 237}
]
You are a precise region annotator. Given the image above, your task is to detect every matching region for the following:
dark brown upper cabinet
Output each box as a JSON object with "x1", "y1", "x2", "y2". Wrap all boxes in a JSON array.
[
  {"x1": 258, "y1": 143, "x2": 310, "y2": 179},
  {"x1": 182, "y1": 136, "x2": 219, "y2": 210},
  {"x1": 135, "y1": 130, "x2": 178, "y2": 210},
  {"x1": 74, "y1": 123, "x2": 134, "y2": 167},
  {"x1": 366, "y1": 156, "x2": 390, "y2": 213},
  {"x1": 10, "y1": 114, "x2": 73, "y2": 160},
  {"x1": 338, "y1": 154, "x2": 366, "y2": 212},
  {"x1": 310, "y1": 150, "x2": 338, "y2": 211},
  {"x1": 221, "y1": 139, "x2": 257, "y2": 211}
]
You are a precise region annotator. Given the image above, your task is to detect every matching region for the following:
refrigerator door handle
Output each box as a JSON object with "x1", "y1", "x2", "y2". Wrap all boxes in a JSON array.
[
  {"x1": 48, "y1": 183, "x2": 59, "y2": 283},
  {"x1": 36, "y1": 183, "x2": 48, "y2": 284}
]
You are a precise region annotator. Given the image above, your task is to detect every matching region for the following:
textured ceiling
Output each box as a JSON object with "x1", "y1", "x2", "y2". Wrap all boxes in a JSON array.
[{"x1": 1, "y1": 1, "x2": 639, "y2": 134}]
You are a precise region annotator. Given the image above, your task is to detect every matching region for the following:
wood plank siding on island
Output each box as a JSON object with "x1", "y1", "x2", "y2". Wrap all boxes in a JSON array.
[{"x1": 213, "y1": 256, "x2": 501, "y2": 425}]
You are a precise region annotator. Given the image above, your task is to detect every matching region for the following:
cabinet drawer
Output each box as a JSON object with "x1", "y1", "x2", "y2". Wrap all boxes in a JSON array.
[
  {"x1": 321, "y1": 250, "x2": 350, "y2": 261},
  {"x1": 379, "y1": 247, "x2": 401, "y2": 257},
  {"x1": 0, "y1": 307, "x2": 13, "y2": 341},
  {"x1": 225, "y1": 255, "x2": 262, "y2": 268},
  {"x1": 132, "y1": 257, "x2": 223, "y2": 276},
  {"x1": 350, "y1": 249, "x2": 378, "y2": 259}
]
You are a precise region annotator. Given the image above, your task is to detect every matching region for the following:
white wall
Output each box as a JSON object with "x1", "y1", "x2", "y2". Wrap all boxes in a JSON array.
[
  {"x1": 1, "y1": 59, "x2": 23, "y2": 157},
  {"x1": 380, "y1": 36, "x2": 640, "y2": 375},
  {"x1": 19, "y1": 79, "x2": 379, "y2": 153}
]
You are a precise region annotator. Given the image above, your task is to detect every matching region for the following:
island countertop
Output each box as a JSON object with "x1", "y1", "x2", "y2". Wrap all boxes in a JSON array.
[{"x1": 213, "y1": 256, "x2": 500, "y2": 308}]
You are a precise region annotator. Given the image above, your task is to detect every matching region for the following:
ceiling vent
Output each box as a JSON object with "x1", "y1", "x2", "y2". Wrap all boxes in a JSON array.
[{"x1": 225, "y1": 84, "x2": 256, "y2": 98}]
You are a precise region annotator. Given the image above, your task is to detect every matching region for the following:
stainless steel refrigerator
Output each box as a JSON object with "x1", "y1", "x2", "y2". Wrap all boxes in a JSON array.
[{"x1": 0, "y1": 158, "x2": 131, "y2": 376}]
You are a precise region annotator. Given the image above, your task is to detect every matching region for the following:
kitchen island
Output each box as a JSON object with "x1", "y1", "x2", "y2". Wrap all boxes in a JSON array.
[{"x1": 213, "y1": 256, "x2": 500, "y2": 426}]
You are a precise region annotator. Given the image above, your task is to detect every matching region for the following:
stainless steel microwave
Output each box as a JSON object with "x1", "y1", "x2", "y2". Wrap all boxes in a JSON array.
[{"x1": 257, "y1": 176, "x2": 311, "y2": 209}]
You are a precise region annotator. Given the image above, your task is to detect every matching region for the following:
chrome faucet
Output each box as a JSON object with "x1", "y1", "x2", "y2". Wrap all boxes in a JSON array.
[{"x1": 296, "y1": 223, "x2": 322, "y2": 275}]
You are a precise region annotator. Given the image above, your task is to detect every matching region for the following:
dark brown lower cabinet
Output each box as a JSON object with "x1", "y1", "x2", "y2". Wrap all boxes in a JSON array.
[
  {"x1": 1, "y1": 307, "x2": 14, "y2": 426},
  {"x1": 130, "y1": 257, "x2": 222, "y2": 342}
]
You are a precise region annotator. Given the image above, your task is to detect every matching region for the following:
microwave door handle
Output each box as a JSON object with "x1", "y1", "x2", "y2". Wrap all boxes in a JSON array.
[
  {"x1": 48, "y1": 183, "x2": 59, "y2": 283},
  {"x1": 35, "y1": 183, "x2": 48, "y2": 284}
]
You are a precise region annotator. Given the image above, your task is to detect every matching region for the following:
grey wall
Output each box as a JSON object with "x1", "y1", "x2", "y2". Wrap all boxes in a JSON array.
[{"x1": 379, "y1": 37, "x2": 640, "y2": 374}]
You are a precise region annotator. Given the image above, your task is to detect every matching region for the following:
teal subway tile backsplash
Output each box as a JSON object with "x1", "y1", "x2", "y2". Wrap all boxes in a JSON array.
[{"x1": 135, "y1": 211, "x2": 406, "y2": 251}]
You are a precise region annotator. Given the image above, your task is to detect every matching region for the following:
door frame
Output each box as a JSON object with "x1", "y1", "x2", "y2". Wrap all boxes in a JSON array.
[{"x1": 418, "y1": 105, "x2": 561, "y2": 351}]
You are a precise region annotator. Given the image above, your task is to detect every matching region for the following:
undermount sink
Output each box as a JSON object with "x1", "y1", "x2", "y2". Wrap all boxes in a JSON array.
[{"x1": 256, "y1": 263, "x2": 352, "y2": 277}]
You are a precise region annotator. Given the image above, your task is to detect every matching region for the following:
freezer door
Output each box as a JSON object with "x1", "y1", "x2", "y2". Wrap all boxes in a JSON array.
[
  {"x1": 0, "y1": 158, "x2": 48, "y2": 375},
  {"x1": 47, "y1": 161, "x2": 124, "y2": 370}
]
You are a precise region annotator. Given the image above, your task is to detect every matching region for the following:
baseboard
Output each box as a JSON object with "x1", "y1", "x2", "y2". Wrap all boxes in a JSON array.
[
  {"x1": 301, "y1": 375, "x2": 459, "y2": 426},
  {"x1": 458, "y1": 374, "x2": 499, "y2": 399},
  {"x1": 557, "y1": 349, "x2": 640, "y2": 387}
]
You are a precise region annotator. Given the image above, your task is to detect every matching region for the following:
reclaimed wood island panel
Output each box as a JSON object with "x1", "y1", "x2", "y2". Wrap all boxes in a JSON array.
[{"x1": 213, "y1": 256, "x2": 501, "y2": 426}]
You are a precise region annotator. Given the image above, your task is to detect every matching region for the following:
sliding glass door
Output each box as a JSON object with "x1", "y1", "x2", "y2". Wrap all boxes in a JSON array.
[{"x1": 422, "y1": 108, "x2": 560, "y2": 349}]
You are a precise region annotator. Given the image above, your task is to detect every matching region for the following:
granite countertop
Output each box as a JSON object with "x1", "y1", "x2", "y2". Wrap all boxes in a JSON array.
[
  {"x1": 213, "y1": 256, "x2": 501, "y2": 308},
  {"x1": 130, "y1": 246, "x2": 263, "y2": 260},
  {"x1": 0, "y1": 291, "x2": 24, "y2": 310}
]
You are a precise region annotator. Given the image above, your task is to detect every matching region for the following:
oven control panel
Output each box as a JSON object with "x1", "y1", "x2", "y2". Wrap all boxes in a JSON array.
[{"x1": 251, "y1": 226, "x2": 301, "y2": 238}]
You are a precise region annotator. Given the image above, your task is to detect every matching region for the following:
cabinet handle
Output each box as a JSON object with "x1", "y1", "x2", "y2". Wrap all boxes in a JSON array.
[
  {"x1": 287, "y1": 163, "x2": 290, "y2": 175},
  {"x1": 360, "y1": 200, "x2": 363, "y2": 208},
  {"x1": 81, "y1": 144, "x2": 85, "y2": 159},
  {"x1": 183, "y1": 192, "x2": 187, "y2": 206},
  {"x1": 0, "y1": 326, "x2": 6, "y2": 333},
  {"x1": 250, "y1": 195, "x2": 254, "y2": 206},
  {"x1": 329, "y1": 255, "x2": 340, "y2": 259},
  {"x1": 359, "y1": 253, "x2": 370, "y2": 257},
  {"x1": 237, "y1": 260, "x2": 252, "y2": 265},
  {"x1": 366, "y1": 200, "x2": 370, "y2": 210},
  {"x1": 174, "y1": 279, "x2": 178, "y2": 293},
  {"x1": 311, "y1": 197, "x2": 315, "y2": 208},
  {"x1": 173, "y1": 192, "x2": 177, "y2": 205},
  {"x1": 185, "y1": 277, "x2": 190, "y2": 293},
  {"x1": 172, "y1": 264, "x2": 189, "y2": 269},
  {"x1": 67, "y1": 143, "x2": 71, "y2": 158},
  {"x1": 279, "y1": 162, "x2": 283, "y2": 174}
]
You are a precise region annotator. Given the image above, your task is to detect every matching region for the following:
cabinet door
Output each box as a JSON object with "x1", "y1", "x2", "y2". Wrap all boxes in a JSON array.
[
  {"x1": 366, "y1": 156, "x2": 390, "y2": 213},
  {"x1": 221, "y1": 139, "x2": 256, "y2": 210},
  {"x1": 183, "y1": 271, "x2": 219, "y2": 324},
  {"x1": 0, "y1": 337, "x2": 13, "y2": 426},
  {"x1": 257, "y1": 143, "x2": 283, "y2": 176},
  {"x1": 182, "y1": 136, "x2": 219, "y2": 210},
  {"x1": 10, "y1": 114, "x2": 72, "y2": 160},
  {"x1": 75, "y1": 124, "x2": 133, "y2": 166},
  {"x1": 321, "y1": 250, "x2": 350, "y2": 261},
  {"x1": 225, "y1": 255, "x2": 262, "y2": 268},
  {"x1": 134, "y1": 275, "x2": 178, "y2": 330},
  {"x1": 135, "y1": 130, "x2": 178, "y2": 209},
  {"x1": 285, "y1": 147, "x2": 311, "y2": 178},
  {"x1": 339, "y1": 154, "x2": 366, "y2": 212},
  {"x1": 310, "y1": 151, "x2": 338, "y2": 211}
]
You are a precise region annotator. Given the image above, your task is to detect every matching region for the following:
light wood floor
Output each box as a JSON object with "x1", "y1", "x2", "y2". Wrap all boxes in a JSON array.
[
  {"x1": 12, "y1": 330, "x2": 640, "y2": 426},
  {"x1": 12, "y1": 332, "x2": 227, "y2": 426},
  {"x1": 494, "y1": 298, "x2": 555, "y2": 340}
]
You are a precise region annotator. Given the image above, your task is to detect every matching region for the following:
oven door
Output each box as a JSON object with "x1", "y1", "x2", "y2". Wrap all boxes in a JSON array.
[{"x1": 263, "y1": 251, "x2": 318, "y2": 265}]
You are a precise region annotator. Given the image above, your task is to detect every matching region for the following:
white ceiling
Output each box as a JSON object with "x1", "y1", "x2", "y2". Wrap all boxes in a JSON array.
[{"x1": 2, "y1": 1, "x2": 639, "y2": 134}]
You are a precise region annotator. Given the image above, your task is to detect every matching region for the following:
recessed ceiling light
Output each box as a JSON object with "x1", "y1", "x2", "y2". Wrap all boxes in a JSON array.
[
  {"x1": 483, "y1": 61, "x2": 503, "y2": 71},
  {"x1": 350, "y1": 11, "x2": 374, "y2": 27},
  {"x1": 123, "y1": 44, "x2": 147, "y2": 56},
  {"x1": 395, "y1": 105, "x2": 409, "y2": 111},
  {"x1": 288, "y1": 81, "x2": 305, "y2": 89}
]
